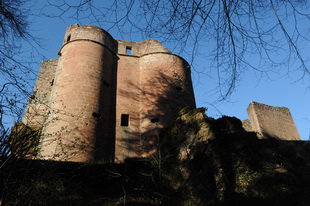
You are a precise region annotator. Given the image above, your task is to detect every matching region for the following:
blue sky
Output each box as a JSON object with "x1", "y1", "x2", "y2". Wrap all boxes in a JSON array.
[{"x1": 18, "y1": 2, "x2": 310, "y2": 140}]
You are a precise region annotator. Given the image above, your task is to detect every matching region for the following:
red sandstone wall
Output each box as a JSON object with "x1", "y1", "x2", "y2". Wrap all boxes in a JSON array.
[
  {"x1": 64, "y1": 24, "x2": 117, "y2": 52},
  {"x1": 94, "y1": 44, "x2": 118, "y2": 161},
  {"x1": 23, "y1": 59, "x2": 58, "y2": 127},
  {"x1": 114, "y1": 39, "x2": 196, "y2": 162},
  {"x1": 26, "y1": 24, "x2": 196, "y2": 163},
  {"x1": 117, "y1": 39, "x2": 170, "y2": 56},
  {"x1": 115, "y1": 54, "x2": 141, "y2": 162},
  {"x1": 139, "y1": 53, "x2": 195, "y2": 158},
  {"x1": 40, "y1": 25, "x2": 118, "y2": 162},
  {"x1": 138, "y1": 39, "x2": 171, "y2": 55}
]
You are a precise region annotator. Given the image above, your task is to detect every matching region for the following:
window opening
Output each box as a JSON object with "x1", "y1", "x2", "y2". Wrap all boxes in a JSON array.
[
  {"x1": 92, "y1": 112, "x2": 101, "y2": 118},
  {"x1": 67, "y1": 35, "x2": 71, "y2": 42},
  {"x1": 103, "y1": 80, "x2": 110, "y2": 87},
  {"x1": 175, "y1": 86, "x2": 183, "y2": 91},
  {"x1": 50, "y1": 79, "x2": 54, "y2": 86},
  {"x1": 121, "y1": 114, "x2": 129, "y2": 126},
  {"x1": 151, "y1": 118, "x2": 160, "y2": 123},
  {"x1": 126, "y1": 46, "x2": 132, "y2": 55}
]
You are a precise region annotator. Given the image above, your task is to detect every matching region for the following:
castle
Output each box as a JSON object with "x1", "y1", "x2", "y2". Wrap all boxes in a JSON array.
[
  {"x1": 23, "y1": 24, "x2": 196, "y2": 162},
  {"x1": 23, "y1": 24, "x2": 300, "y2": 163}
]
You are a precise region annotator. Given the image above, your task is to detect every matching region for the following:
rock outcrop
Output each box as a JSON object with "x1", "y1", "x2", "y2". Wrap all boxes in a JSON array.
[
  {"x1": 1, "y1": 108, "x2": 309, "y2": 205},
  {"x1": 160, "y1": 108, "x2": 310, "y2": 205}
]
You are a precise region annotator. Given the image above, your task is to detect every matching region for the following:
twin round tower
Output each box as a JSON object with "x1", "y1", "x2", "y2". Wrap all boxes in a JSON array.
[{"x1": 23, "y1": 24, "x2": 196, "y2": 162}]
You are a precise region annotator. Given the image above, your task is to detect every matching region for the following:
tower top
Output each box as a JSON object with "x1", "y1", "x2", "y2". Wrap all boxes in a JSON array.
[{"x1": 61, "y1": 24, "x2": 118, "y2": 53}]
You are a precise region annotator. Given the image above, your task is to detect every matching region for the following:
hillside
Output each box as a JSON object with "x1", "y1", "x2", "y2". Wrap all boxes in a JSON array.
[{"x1": 1, "y1": 108, "x2": 309, "y2": 205}]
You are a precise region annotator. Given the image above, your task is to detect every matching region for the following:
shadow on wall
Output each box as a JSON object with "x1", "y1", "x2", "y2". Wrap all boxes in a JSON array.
[
  {"x1": 16, "y1": 54, "x2": 194, "y2": 162},
  {"x1": 18, "y1": 67, "x2": 117, "y2": 163},
  {"x1": 117, "y1": 69, "x2": 195, "y2": 160}
]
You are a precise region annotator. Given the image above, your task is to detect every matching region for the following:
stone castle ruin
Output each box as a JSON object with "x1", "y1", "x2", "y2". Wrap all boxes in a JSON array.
[
  {"x1": 23, "y1": 24, "x2": 196, "y2": 162},
  {"x1": 242, "y1": 101, "x2": 300, "y2": 140},
  {"x1": 22, "y1": 25, "x2": 300, "y2": 163}
]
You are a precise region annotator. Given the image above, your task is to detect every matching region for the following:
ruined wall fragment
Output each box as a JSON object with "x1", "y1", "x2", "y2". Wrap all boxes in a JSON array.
[{"x1": 242, "y1": 101, "x2": 300, "y2": 140}]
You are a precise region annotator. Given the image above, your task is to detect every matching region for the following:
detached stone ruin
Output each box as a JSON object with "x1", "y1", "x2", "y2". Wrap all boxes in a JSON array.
[{"x1": 242, "y1": 101, "x2": 300, "y2": 140}]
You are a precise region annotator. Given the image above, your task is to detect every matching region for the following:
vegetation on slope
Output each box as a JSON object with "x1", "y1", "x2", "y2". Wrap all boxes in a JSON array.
[
  {"x1": 160, "y1": 108, "x2": 310, "y2": 205},
  {"x1": 1, "y1": 108, "x2": 309, "y2": 205}
]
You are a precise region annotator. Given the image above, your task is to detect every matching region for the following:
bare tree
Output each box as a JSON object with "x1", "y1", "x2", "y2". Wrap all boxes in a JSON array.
[
  {"x1": 0, "y1": 0, "x2": 308, "y2": 155},
  {"x1": 41, "y1": 0, "x2": 309, "y2": 99},
  {"x1": 0, "y1": 0, "x2": 39, "y2": 156}
]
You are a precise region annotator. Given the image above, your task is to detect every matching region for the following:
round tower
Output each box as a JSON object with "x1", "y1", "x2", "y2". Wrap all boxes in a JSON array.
[
  {"x1": 40, "y1": 25, "x2": 118, "y2": 162},
  {"x1": 138, "y1": 40, "x2": 196, "y2": 157}
]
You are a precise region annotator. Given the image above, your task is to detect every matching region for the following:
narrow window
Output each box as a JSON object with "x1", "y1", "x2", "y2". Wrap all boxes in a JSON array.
[
  {"x1": 126, "y1": 46, "x2": 132, "y2": 55},
  {"x1": 151, "y1": 118, "x2": 160, "y2": 123},
  {"x1": 92, "y1": 112, "x2": 101, "y2": 118},
  {"x1": 50, "y1": 79, "x2": 54, "y2": 86},
  {"x1": 175, "y1": 86, "x2": 183, "y2": 91},
  {"x1": 103, "y1": 80, "x2": 110, "y2": 87},
  {"x1": 67, "y1": 35, "x2": 71, "y2": 42},
  {"x1": 121, "y1": 114, "x2": 129, "y2": 126}
]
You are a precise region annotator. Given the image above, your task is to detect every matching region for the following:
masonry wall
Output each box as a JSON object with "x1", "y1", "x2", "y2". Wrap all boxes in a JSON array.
[
  {"x1": 243, "y1": 101, "x2": 300, "y2": 140},
  {"x1": 115, "y1": 42, "x2": 141, "y2": 162},
  {"x1": 23, "y1": 59, "x2": 58, "y2": 127},
  {"x1": 138, "y1": 52, "x2": 195, "y2": 158},
  {"x1": 39, "y1": 25, "x2": 118, "y2": 162},
  {"x1": 24, "y1": 24, "x2": 196, "y2": 163},
  {"x1": 93, "y1": 42, "x2": 118, "y2": 161},
  {"x1": 113, "y1": 39, "x2": 196, "y2": 162}
]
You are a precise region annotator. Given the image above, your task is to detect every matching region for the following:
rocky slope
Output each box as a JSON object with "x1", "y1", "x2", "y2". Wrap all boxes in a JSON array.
[
  {"x1": 159, "y1": 108, "x2": 310, "y2": 205},
  {"x1": 1, "y1": 108, "x2": 309, "y2": 205}
]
